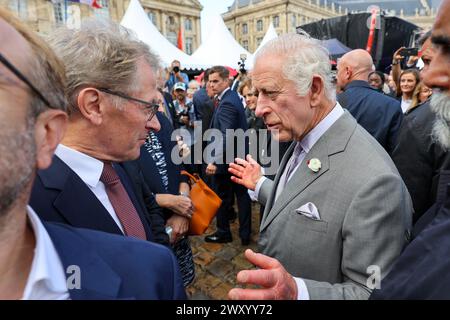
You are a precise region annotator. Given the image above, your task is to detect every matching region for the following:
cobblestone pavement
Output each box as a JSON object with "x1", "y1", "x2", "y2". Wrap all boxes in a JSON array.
[{"x1": 186, "y1": 203, "x2": 262, "y2": 300}]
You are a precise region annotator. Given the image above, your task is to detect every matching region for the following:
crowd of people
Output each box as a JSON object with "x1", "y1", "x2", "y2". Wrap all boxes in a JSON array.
[{"x1": 0, "y1": 0, "x2": 450, "y2": 300}]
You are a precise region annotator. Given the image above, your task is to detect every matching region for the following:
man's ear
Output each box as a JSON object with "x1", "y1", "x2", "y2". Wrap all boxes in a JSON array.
[
  {"x1": 34, "y1": 110, "x2": 68, "y2": 170},
  {"x1": 310, "y1": 75, "x2": 325, "y2": 107},
  {"x1": 77, "y1": 88, "x2": 104, "y2": 125}
]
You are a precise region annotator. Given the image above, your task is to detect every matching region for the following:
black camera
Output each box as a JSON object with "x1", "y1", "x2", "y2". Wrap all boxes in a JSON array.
[
  {"x1": 173, "y1": 66, "x2": 180, "y2": 73},
  {"x1": 238, "y1": 54, "x2": 247, "y2": 74},
  {"x1": 175, "y1": 108, "x2": 190, "y2": 125}
]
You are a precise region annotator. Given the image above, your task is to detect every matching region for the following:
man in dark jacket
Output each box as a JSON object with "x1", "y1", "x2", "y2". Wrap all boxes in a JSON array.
[
  {"x1": 371, "y1": 0, "x2": 450, "y2": 298},
  {"x1": 391, "y1": 31, "x2": 450, "y2": 223},
  {"x1": 337, "y1": 49, "x2": 403, "y2": 154},
  {"x1": 204, "y1": 66, "x2": 252, "y2": 246}
]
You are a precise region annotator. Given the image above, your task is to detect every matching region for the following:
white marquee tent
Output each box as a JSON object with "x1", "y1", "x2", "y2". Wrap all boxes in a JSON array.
[
  {"x1": 254, "y1": 22, "x2": 278, "y2": 55},
  {"x1": 191, "y1": 15, "x2": 254, "y2": 70},
  {"x1": 121, "y1": 0, "x2": 207, "y2": 70}
]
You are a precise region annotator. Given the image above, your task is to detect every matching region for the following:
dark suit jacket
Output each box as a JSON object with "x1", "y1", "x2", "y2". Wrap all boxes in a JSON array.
[
  {"x1": 118, "y1": 161, "x2": 170, "y2": 245},
  {"x1": 392, "y1": 100, "x2": 450, "y2": 223},
  {"x1": 30, "y1": 155, "x2": 154, "y2": 242},
  {"x1": 160, "y1": 89, "x2": 177, "y2": 128},
  {"x1": 338, "y1": 80, "x2": 403, "y2": 154},
  {"x1": 370, "y1": 169, "x2": 450, "y2": 299},
  {"x1": 45, "y1": 222, "x2": 186, "y2": 299},
  {"x1": 209, "y1": 88, "x2": 249, "y2": 174},
  {"x1": 193, "y1": 87, "x2": 214, "y2": 134}
]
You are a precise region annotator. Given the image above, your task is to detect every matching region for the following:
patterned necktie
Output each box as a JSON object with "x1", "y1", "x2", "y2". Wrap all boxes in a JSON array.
[
  {"x1": 100, "y1": 162, "x2": 147, "y2": 240},
  {"x1": 284, "y1": 142, "x2": 303, "y2": 187},
  {"x1": 213, "y1": 97, "x2": 220, "y2": 109}
]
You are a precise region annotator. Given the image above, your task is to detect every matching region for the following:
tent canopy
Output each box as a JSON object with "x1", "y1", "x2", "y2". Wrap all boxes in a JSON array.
[
  {"x1": 254, "y1": 22, "x2": 278, "y2": 56},
  {"x1": 121, "y1": 0, "x2": 207, "y2": 70},
  {"x1": 320, "y1": 38, "x2": 352, "y2": 59},
  {"x1": 192, "y1": 15, "x2": 253, "y2": 70}
]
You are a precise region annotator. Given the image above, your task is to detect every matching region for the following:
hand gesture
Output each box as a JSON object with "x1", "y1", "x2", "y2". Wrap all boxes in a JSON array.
[
  {"x1": 167, "y1": 194, "x2": 194, "y2": 219},
  {"x1": 393, "y1": 47, "x2": 406, "y2": 64},
  {"x1": 206, "y1": 163, "x2": 217, "y2": 175},
  {"x1": 228, "y1": 155, "x2": 262, "y2": 191},
  {"x1": 228, "y1": 249, "x2": 298, "y2": 300},
  {"x1": 166, "y1": 215, "x2": 189, "y2": 244}
]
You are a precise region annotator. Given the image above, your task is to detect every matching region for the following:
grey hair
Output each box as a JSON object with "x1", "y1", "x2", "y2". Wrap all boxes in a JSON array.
[
  {"x1": 47, "y1": 18, "x2": 160, "y2": 114},
  {"x1": 254, "y1": 32, "x2": 335, "y2": 101}
]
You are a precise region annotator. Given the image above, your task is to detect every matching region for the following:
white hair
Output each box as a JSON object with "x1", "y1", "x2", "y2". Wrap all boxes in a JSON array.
[
  {"x1": 430, "y1": 91, "x2": 450, "y2": 150},
  {"x1": 254, "y1": 32, "x2": 335, "y2": 101}
]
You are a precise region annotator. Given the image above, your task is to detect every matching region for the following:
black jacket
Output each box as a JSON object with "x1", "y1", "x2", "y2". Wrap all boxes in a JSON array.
[
  {"x1": 392, "y1": 100, "x2": 450, "y2": 223},
  {"x1": 338, "y1": 80, "x2": 403, "y2": 154},
  {"x1": 370, "y1": 168, "x2": 450, "y2": 299}
]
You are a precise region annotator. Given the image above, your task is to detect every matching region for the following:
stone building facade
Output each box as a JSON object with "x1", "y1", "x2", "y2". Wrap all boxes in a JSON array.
[
  {"x1": 222, "y1": 0, "x2": 437, "y2": 53},
  {"x1": 2, "y1": 0, "x2": 202, "y2": 54},
  {"x1": 223, "y1": 0, "x2": 341, "y2": 53}
]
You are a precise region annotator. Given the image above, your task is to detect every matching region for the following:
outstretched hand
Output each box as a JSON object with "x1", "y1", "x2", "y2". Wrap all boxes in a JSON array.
[
  {"x1": 228, "y1": 249, "x2": 298, "y2": 300},
  {"x1": 228, "y1": 155, "x2": 262, "y2": 191}
]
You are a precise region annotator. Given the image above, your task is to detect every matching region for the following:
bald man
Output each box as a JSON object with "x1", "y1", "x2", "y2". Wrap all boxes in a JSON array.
[{"x1": 337, "y1": 49, "x2": 403, "y2": 154}]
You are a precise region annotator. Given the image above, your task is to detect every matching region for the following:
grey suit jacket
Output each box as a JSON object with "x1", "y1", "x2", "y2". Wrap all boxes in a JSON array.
[{"x1": 258, "y1": 111, "x2": 412, "y2": 300}]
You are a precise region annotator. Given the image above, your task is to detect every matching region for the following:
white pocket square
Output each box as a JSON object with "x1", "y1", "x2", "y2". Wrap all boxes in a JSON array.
[{"x1": 295, "y1": 202, "x2": 321, "y2": 220}]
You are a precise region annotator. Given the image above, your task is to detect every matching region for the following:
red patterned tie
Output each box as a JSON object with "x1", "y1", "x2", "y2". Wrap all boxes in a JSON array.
[{"x1": 100, "y1": 162, "x2": 147, "y2": 240}]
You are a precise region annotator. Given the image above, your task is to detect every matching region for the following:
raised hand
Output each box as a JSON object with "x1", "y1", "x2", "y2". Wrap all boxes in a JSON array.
[{"x1": 228, "y1": 155, "x2": 262, "y2": 190}]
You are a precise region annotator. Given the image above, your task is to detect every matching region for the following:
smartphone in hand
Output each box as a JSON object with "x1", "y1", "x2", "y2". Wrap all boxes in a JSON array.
[{"x1": 399, "y1": 47, "x2": 419, "y2": 56}]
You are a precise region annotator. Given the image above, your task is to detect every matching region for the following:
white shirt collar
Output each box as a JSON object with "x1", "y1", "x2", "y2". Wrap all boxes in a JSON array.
[
  {"x1": 217, "y1": 87, "x2": 230, "y2": 101},
  {"x1": 55, "y1": 144, "x2": 104, "y2": 188},
  {"x1": 299, "y1": 102, "x2": 345, "y2": 153},
  {"x1": 22, "y1": 206, "x2": 69, "y2": 300}
]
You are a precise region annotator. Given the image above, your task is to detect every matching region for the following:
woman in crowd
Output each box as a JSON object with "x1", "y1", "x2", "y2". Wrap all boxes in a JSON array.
[
  {"x1": 239, "y1": 78, "x2": 264, "y2": 130},
  {"x1": 408, "y1": 82, "x2": 433, "y2": 113},
  {"x1": 397, "y1": 69, "x2": 421, "y2": 113},
  {"x1": 138, "y1": 92, "x2": 196, "y2": 287},
  {"x1": 368, "y1": 71, "x2": 385, "y2": 93}
]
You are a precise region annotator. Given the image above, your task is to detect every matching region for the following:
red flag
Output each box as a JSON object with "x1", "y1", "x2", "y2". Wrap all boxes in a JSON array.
[
  {"x1": 366, "y1": 8, "x2": 378, "y2": 54},
  {"x1": 177, "y1": 26, "x2": 184, "y2": 51},
  {"x1": 91, "y1": 0, "x2": 102, "y2": 9}
]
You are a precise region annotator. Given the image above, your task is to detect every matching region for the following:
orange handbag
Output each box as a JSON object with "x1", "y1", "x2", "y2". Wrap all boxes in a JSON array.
[{"x1": 181, "y1": 170, "x2": 222, "y2": 235}]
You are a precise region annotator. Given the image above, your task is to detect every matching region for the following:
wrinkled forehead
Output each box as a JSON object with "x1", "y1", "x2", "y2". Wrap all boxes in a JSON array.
[{"x1": 0, "y1": 18, "x2": 32, "y2": 84}]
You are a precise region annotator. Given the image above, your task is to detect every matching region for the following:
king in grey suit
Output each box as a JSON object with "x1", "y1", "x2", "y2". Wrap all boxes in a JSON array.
[{"x1": 228, "y1": 33, "x2": 413, "y2": 300}]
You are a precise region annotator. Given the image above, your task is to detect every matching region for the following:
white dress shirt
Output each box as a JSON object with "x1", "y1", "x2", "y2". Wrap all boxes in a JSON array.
[
  {"x1": 22, "y1": 206, "x2": 69, "y2": 300},
  {"x1": 253, "y1": 103, "x2": 345, "y2": 300},
  {"x1": 55, "y1": 144, "x2": 124, "y2": 233}
]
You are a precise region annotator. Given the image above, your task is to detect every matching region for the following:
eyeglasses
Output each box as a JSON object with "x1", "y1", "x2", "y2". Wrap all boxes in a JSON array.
[
  {"x1": 0, "y1": 52, "x2": 53, "y2": 108},
  {"x1": 98, "y1": 87, "x2": 159, "y2": 121}
]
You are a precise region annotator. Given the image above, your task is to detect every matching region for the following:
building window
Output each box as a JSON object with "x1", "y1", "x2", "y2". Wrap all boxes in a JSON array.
[
  {"x1": 243, "y1": 23, "x2": 248, "y2": 34},
  {"x1": 291, "y1": 14, "x2": 297, "y2": 28},
  {"x1": 256, "y1": 37, "x2": 263, "y2": 47},
  {"x1": 185, "y1": 18, "x2": 192, "y2": 31},
  {"x1": 167, "y1": 31, "x2": 177, "y2": 47},
  {"x1": 168, "y1": 16, "x2": 175, "y2": 25},
  {"x1": 9, "y1": 0, "x2": 28, "y2": 19},
  {"x1": 94, "y1": 0, "x2": 109, "y2": 19},
  {"x1": 53, "y1": 2, "x2": 65, "y2": 25},
  {"x1": 243, "y1": 40, "x2": 249, "y2": 50},
  {"x1": 186, "y1": 37, "x2": 193, "y2": 55},
  {"x1": 147, "y1": 11, "x2": 156, "y2": 24},
  {"x1": 273, "y1": 15, "x2": 279, "y2": 27},
  {"x1": 256, "y1": 19, "x2": 263, "y2": 32}
]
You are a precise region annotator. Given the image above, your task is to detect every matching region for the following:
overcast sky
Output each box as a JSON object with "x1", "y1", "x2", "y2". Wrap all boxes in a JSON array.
[{"x1": 198, "y1": 0, "x2": 235, "y2": 41}]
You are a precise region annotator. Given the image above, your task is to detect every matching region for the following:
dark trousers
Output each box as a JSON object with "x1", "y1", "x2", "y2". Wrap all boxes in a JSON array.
[{"x1": 213, "y1": 173, "x2": 251, "y2": 240}]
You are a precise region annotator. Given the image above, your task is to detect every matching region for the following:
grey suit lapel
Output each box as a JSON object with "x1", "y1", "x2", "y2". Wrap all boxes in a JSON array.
[
  {"x1": 260, "y1": 111, "x2": 357, "y2": 232},
  {"x1": 262, "y1": 141, "x2": 295, "y2": 218}
]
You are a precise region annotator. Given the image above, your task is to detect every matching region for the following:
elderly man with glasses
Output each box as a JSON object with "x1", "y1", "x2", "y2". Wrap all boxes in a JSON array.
[
  {"x1": 29, "y1": 19, "x2": 171, "y2": 246},
  {"x1": 0, "y1": 8, "x2": 185, "y2": 299}
]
